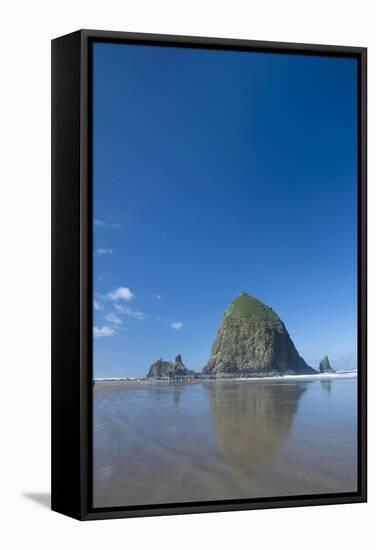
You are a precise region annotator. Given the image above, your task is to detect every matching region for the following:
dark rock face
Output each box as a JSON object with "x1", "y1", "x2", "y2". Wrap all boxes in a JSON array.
[
  {"x1": 203, "y1": 292, "x2": 316, "y2": 376},
  {"x1": 147, "y1": 354, "x2": 191, "y2": 378},
  {"x1": 319, "y1": 355, "x2": 334, "y2": 373}
]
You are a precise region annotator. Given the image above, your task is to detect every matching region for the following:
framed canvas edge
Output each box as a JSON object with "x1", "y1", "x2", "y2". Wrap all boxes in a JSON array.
[{"x1": 52, "y1": 29, "x2": 367, "y2": 521}]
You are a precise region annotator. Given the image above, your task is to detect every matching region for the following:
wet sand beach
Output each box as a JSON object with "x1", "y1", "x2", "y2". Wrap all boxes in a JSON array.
[{"x1": 93, "y1": 377, "x2": 357, "y2": 508}]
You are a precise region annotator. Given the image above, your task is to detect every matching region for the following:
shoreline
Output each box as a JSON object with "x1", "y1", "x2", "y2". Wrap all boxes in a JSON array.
[{"x1": 94, "y1": 370, "x2": 357, "y2": 383}]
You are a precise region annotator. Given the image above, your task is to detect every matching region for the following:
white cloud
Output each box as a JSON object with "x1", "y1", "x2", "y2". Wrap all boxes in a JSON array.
[
  {"x1": 94, "y1": 218, "x2": 121, "y2": 229},
  {"x1": 171, "y1": 321, "x2": 183, "y2": 330},
  {"x1": 93, "y1": 299, "x2": 102, "y2": 311},
  {"x1": 107, "y1": 287, "x2": 134, "y2": 302},
  {"x1": 114, "y1": 303, "x2": 145, "y2": 320},
  {"x1": 156, "y1": 294, "x2": 162, "y2": 300},
  {"x1": 93, "y1": 326, "x2": 115, "y2": 338},
  {"x1": 96, "y1": 248, "x2": 113, "y2": 255},
  {"x1": 105, "y1": 312, "x2": 122, "y2": 327}
]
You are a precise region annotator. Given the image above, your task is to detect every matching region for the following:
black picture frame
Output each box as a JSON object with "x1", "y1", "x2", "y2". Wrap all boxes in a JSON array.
[{"x1": 51, "y1": 29, "x2": 367, "y2": 521}]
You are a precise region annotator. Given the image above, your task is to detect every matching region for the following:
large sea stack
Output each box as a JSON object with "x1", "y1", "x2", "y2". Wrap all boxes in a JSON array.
[
  {"x1": 203, "y1": 292, "x2": 316, "y2": 376},
  {"x1": 147, "y1": 354, "x2": 191, "y2": 378}
]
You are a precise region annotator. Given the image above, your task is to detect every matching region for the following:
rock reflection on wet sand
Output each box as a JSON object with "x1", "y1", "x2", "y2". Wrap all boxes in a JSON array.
[
  {"x1": 93, "y1": 378, "x2": 357, "y2": 508},
  {"x1": 205, "y1": 381, "x2": 305, "y2": 473}
]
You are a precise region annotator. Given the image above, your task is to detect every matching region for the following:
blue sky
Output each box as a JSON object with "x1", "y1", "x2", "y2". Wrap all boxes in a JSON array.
[{"x1": 93, "y1": 42, "x2": 358, "y2": 377}]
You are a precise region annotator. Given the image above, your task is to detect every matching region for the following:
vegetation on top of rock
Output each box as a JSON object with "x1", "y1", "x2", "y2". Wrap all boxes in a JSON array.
[{"x1": 226, "y1": 292, "x2": 282, "y2": 325}]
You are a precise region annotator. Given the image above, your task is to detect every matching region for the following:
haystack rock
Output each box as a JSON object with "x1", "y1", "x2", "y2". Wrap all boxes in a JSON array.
[
  {"x1": 203, "y1": 292, "x2": 316, "y2": 376},
  {"x1": 319, "y1": 355, "x2": 335, "y2": 373}
]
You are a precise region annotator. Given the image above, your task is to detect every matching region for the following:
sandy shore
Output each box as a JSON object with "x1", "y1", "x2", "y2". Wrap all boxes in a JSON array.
[{"x1": 93, "y1": 377, "x2": 357, "y2": 508}]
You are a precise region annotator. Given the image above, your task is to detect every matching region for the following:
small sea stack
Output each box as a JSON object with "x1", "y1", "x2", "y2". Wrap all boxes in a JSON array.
[
  {"x1": 147, "y1": 354, "x2": 192, "y2": 378},
  {"x1": 319, "y1": 355, "x2": 335, "y2": 373}
]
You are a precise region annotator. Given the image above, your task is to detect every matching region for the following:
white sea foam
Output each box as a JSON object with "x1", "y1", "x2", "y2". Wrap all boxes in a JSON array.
[
  {"x1": 232, "y1": 370, "x2": 357, "y2": 382},
  {"x1": 95, "y1": 377, "x2": 142, "y2": 381}
]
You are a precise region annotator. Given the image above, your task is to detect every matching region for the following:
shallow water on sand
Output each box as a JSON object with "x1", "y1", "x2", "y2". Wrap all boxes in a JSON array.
[{"x1": 93, "y1": 377, "x2": 357, "y2": 508}]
